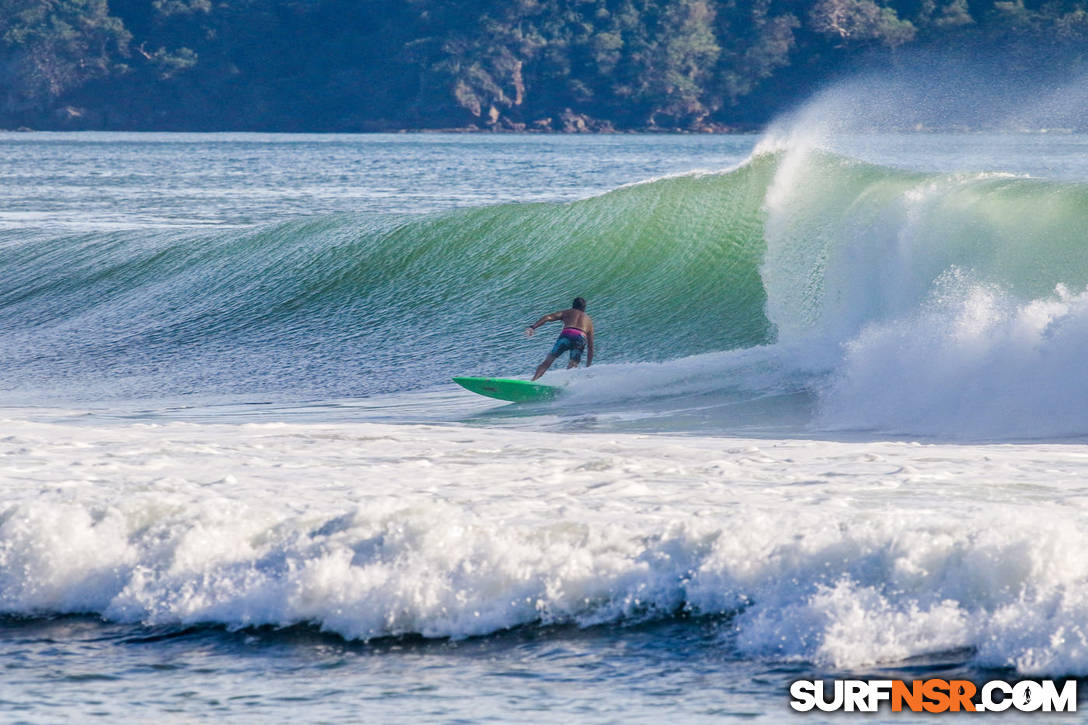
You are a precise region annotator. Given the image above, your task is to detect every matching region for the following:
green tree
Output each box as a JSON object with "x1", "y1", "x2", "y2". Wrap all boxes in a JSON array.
[
  {"x1": 645, "y1": 0, "x2": 721, "y2": 126},
  {"x1": 0, "y1": 0, "x2": 130, "y2": 117},
  {"x1": 715, "y1": 0, "x2": 800, "y2": 105},
  {"x1": 809, "y1": 0, "x2": 917, "y2": 46}
]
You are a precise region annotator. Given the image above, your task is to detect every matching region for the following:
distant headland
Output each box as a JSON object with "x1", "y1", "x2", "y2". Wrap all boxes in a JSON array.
[{"x1": 1, "y1": 0, "x2": 1085, "y2": 133}]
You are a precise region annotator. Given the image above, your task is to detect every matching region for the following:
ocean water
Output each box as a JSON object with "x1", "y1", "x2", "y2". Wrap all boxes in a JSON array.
[{"x1": 3, "y1": 126, "x2": 1088, "y2": 722}]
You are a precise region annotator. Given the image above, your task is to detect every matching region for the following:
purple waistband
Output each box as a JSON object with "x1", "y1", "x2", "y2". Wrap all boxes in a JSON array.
[{"x1": 560, "y1": 327, "x2": 586, "y2": 338}]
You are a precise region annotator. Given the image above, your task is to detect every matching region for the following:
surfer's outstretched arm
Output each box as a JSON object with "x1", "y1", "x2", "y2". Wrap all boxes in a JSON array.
[{"x1": 525, "y1": 311, "x2": 563, "y2": 337}]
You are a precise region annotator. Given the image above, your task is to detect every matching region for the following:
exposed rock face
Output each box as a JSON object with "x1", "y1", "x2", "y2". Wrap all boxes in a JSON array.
[{"x1": 559, "y1": 109, "x2": 615, "y2": 133}]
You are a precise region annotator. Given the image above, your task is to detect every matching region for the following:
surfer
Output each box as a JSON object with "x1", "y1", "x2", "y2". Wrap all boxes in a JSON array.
[{"x1": 526, "y1": 297, "x2": 594, "y2": 380}]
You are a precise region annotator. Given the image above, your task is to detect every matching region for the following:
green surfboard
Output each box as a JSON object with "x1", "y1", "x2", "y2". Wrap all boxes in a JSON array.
[{"x1": 453, "y1": 376, "x2": 562, "y2": 403}]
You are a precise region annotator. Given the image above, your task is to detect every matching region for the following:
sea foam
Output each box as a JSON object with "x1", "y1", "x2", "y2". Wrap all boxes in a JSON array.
[{"x1": 4, "y1": 417, "x2": 1088, "y2": 674}]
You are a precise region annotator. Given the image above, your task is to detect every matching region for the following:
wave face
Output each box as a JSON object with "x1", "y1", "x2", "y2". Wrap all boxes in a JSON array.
[
  {"x1": 4, "y1": 144, "x2": 1088, "y2": 435},
  {"x1": 0, "y1": 160, "x2": 773, "y2": 402}
]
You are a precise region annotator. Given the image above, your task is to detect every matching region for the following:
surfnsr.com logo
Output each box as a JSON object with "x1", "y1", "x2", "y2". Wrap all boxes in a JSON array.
[{"x1": 790, "y1": 679, "x2": 1077, "y2": 713}]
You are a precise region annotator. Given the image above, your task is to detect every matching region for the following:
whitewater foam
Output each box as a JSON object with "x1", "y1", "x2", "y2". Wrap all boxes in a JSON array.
[
  {"x1": 4, "y1": 416, "x2": 1088, "y2": 674},
  {"x1": 738, "y1": 128, "x2": 1088, "y2": 437},
  {"x1": 819, "y1": 276, "x2": 1088, "y2": 437}
]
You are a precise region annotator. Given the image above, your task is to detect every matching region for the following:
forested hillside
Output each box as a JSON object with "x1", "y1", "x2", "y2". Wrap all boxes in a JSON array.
[{"x1": 1, "y1": 0, "x2": 1086, "y2": 131}]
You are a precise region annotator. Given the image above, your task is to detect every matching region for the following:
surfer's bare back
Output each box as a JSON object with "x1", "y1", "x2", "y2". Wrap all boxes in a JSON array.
[{"x1": 526, "y1": 297, "x2": 594, "y2": 380}]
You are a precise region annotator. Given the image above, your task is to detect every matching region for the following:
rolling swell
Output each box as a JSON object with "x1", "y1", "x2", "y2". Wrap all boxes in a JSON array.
[
  {"x1": 0, "y1": 157, "x2": 775, "y2": 401},
  {"x1": 4, "y1": 147, "x2": 1088, "y2": 436}
]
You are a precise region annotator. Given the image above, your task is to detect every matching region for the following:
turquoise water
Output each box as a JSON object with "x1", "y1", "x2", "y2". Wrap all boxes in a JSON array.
[
  {"x1": 4, "y1": 132, "x2": 1088, "y2": 437},
  {"x1": 4, "y1": 130, "x2": 1088, "y2": 722}
]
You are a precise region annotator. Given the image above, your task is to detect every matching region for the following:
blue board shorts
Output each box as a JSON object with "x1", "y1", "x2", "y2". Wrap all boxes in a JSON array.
[{"x1": 549, "y1": 328, "x2": 587, "y2": 363}]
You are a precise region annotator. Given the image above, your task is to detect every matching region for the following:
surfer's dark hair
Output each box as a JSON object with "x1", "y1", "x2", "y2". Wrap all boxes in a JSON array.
[{"x1": 572, "y1": 297, "x2": 586, "y2": 311}]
